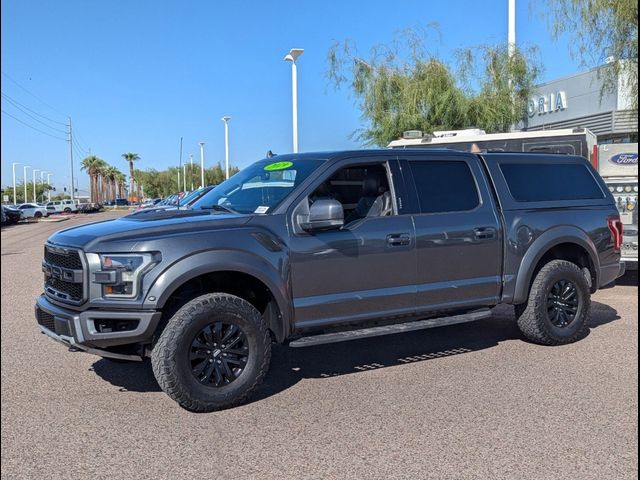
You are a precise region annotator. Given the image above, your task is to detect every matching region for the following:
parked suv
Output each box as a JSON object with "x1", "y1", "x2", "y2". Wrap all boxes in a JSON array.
[
  {"x1": 45, "y1": 199, "x2": 78, "y2": 214},
  {"x1": 36, "y1": 150, "x2": 625, "y2": 412}
]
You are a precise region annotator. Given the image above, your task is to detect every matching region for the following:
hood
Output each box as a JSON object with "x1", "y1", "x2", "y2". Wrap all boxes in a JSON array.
[{"x1": 48, "y1": 209, "x2": 251, "y2": 250}]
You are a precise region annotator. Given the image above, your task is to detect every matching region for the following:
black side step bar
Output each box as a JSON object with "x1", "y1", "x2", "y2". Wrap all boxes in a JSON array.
[{"x1": 289, "y1": 309, "x2": 492, "y2": 348}]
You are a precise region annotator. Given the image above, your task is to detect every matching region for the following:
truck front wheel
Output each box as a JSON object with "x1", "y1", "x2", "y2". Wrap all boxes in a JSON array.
[
  {"x1": 151, "y1": 293, "x2": 271, "y2": 412},
  {"x1": 515, "y1": 260, "x2": 591, "y2": 345}
]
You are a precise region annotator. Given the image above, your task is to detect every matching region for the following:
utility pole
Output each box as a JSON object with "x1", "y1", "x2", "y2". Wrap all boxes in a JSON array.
[{"x1": 67, "y1": 117, "x2": 75, "y2": 201}]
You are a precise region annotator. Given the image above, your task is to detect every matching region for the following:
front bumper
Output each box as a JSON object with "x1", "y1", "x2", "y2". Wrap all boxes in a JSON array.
[{"x1": 35, "y1": 294, "x2": 162, "y2": 361}]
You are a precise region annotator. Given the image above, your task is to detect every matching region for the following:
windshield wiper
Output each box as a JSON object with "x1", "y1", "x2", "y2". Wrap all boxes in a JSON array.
[{"x1": 200, "y1": 204, "x2": 240, "y2": 214}]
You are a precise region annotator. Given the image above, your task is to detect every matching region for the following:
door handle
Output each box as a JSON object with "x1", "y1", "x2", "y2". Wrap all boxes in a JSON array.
[
  {"x1": 387, "y1": 233, "x2": 411, "y2": 246},
  {"x1": 474, "y1": 227, "x2": 496, "y2": 240}
]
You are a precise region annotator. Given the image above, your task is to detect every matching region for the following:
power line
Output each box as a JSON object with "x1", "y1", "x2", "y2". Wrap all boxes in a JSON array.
[
  {"x1": 0, "y1": 92, "x2": 67, "y2": 125},
  {"x1": 1, "y1": 71, "x2": 67, "y2": 117},
  {"x1": 1, "y1": 94, "x2": 68, "y2": 133},
  {"x1": 72, "y1": 136, "x2": 89, "y2": 156},
  {"x1": 1, "y1": 109, "x2": 67, "y2": 140},
  {"x1": 73, "y1": 129, "x2": 90, "y2": 152}
]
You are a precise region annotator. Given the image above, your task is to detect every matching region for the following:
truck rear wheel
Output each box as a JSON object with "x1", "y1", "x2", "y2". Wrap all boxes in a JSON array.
[
  {"x1": 151, "y1": 293, "x2": 271, "y2": 412},
  {"x1": 515, "y1": 260, "x2": 591, "y2": 345}
]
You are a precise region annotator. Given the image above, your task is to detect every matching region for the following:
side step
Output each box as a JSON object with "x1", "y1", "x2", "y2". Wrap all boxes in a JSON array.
[{"x1": 289, "y1": 309, "x2": 492, "y2": 348}]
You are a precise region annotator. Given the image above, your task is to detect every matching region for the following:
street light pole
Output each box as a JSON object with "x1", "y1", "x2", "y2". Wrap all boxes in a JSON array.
[
  {"x1": 199, "y1": 142, "x2": 205, "y2": 188},
  {"x1": 221, "y1": 116, "x2": 231, "y2": 180},
  {"x1": 189, "y1": 154, "x2": 194, "y2": 190},
  {"x1": 284, "y1": 48, "x2": 304, "y2": 153},
  {"x1": 183, "y1": 164, "x2": 187, "y2": 193},
  {"x1": 23, "y1": 166, "x2": 30, "y2": 204},
  {"x1": 40, "y1": 171, "x2": 48, "y2": 203},
  {"x1": 47, "y1": 174, "x2": 53, "y2": 202},
  {"x1": 32, "y1": 169, "x2": 40, "y2": 203},
  {"x1": 12, "y1": 162, "x2": 22, "y2": 205}
]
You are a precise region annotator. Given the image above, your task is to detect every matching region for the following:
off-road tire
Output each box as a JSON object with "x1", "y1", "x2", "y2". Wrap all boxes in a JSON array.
[
  {"x1": 151, "y1": 293, "x2": 271, "y2": 412},
  {"x1": 515, "y1": 259, "x2": 591, "y2": 345}
]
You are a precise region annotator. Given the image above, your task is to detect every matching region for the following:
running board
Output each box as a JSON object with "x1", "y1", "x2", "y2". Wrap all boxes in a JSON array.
[{"x1": 289, "y1": 309, "x2": 492, "y2": 348}]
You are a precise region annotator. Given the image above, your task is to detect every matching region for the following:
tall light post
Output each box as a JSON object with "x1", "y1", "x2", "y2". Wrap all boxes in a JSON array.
[
  {"x1": 284, "y1": 48, "x2": 304, "y2": 153},
  {"x1": 23, "y1": 165, "x2": 30, "y2": 204},
  {"x1": 11, "y1": 162, "x2": 22, "y2": 205},
  {"x1": 221, "y1": 116, "x2": 231, "y2": 180},
  {"x1": 32, "y1": 169, "x2": 41, "y2": 203},
  {"x1": 199, "y1": 142, "x2": 205, "y2": 188},
  {"x1": 182, "y1": 164, "x2": 187, "y2": 193},
  {"x1": 46, "y1": 174, "x2": 53, "y2": 202},
  {"x1": 189, "y1": 154, "x2": 194, "y2": 190},
  {"x1": 40, "y1": 171, "x2": 48, "y2": 203}
]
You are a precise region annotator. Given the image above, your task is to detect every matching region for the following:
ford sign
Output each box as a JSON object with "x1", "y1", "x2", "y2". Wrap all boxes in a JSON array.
[{"x1": 609, "y1": 153, "x2": 638, "y2": 165}]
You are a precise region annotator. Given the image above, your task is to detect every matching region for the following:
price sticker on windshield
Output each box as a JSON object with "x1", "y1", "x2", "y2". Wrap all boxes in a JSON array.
[
  {"x1": 254, "y1": 206, "x2": 269, "y2": 214},
  {"x1": 264, "y1": 161, "x2": 293, "y2": 171}
]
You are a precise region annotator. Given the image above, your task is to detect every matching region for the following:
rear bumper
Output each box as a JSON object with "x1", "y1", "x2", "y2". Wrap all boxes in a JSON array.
[
  {"x1": 35, "y1": 294, "x2": 161, "y2": 360},
  {"x1": 599, "y1": 262, "x2": 627, "y2": 289}
]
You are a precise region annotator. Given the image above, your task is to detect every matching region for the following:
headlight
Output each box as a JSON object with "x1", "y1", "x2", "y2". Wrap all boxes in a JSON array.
[{"x1": 94, "y1": 253, "x2": 159, "y2": 299}]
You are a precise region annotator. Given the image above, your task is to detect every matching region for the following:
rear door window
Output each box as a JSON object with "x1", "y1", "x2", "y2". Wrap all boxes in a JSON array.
[
  {"x1": 500, "y1": 163, "x2": 604, "y2": 202},
  {"x1": 409, "y1": 161, "x2": 480, "y2": 214}
]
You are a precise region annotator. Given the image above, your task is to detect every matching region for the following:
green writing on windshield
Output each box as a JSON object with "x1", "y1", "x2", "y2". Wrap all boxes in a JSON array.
[{"x1": 264, "y1": 161, "x2": 293, "y2": 171}]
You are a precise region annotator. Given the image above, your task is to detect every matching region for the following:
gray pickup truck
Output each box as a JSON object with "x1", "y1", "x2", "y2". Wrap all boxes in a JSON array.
[{"x1": 36, "y1": 150, "x2": 626, "y2": 411}]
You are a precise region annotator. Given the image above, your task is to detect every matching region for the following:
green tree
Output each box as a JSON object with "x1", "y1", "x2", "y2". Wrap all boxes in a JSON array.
[
  {"x1": 121, "y1": 152, "x2": 140, "y2": 201},
  {"x1": 543, "y1": 0, "x2": 637, "y2": 110},
  {"x1": 81, "y1": 155, "x2": 106, "y2": 203},
  {"x1": 327, "y1": 31, "x2": 541, "y2": 146}
]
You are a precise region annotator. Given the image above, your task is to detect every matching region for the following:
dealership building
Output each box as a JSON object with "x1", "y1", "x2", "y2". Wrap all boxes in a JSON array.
[{"x1": 521, "y1": 63, "x2": 637, "y2": 144}]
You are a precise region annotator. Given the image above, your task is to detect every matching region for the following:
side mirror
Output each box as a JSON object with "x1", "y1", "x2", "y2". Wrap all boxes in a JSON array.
[{"x1": 300, "y1": 199, "x2": 344, "y2": 232}]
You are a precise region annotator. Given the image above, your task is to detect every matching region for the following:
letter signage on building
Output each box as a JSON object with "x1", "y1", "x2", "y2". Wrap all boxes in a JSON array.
[{"x1": 528, "y1": 91, "x2": 568, "y2": 117}]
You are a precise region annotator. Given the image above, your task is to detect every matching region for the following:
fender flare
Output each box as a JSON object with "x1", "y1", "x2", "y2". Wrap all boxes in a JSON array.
[
  {"x1": 512, "y1": 225, "x2": 600, "y2": 304},
  {"x1": 143, "y1": 249, "x2": 292, "y2": 338}
]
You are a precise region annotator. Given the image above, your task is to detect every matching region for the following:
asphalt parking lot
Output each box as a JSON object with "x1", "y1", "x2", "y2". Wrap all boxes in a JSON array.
[{"x1": 1, "y1": 211, "x2": 637, "y2": 480}]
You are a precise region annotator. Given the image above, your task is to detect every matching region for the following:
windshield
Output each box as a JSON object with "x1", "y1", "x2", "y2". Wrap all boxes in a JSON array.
[{"x1": 192, "y1": 158, "x2": 326, "y2": 214}]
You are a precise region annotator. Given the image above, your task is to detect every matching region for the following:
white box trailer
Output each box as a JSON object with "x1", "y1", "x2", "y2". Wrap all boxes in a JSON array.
[{"x1": 598, "y1": 143, "x2": 638, "y2": 269}]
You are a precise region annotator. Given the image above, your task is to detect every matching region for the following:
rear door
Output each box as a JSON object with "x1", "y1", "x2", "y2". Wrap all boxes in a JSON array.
[{"x1": 402, "y1": 152, "x2": 503, "y2": 312}]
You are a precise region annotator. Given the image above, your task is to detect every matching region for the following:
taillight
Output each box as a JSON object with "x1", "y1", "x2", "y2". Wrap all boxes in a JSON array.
[
  {"x1": 608, "y1": 217, "x2": 623, "y2": 251},
  {"x1": 592, "y1": 144, "x2": 598, "y2": 170}
]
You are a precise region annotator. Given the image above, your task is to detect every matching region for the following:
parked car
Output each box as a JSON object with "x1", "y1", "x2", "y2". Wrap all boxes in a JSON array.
[
  {"x1": 45, "y1": 199, "x2": 79, "y2": 214},
  {"x1": 17, "y1": 203, "x2": 49, "y2": 219},
  {"x1": 114, "y1": 198, "x2": 129, "y2": 206},
  {"x1": 77, "y1": 201, "x2": 103, "y2": 213},
  {"x1": 36, "y1": 150, "x2": 625, "y2": 412},
  {"x1": 1, "y1": 205, "x2": 23, "y2": 225},
  {"x1": 133, "y1": 188, "x2": 214, "y2": 213}
]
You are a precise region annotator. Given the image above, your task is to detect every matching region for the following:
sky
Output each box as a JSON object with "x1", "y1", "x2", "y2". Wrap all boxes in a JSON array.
[{"x1": 0, "y1": 0, "x2": 583, "y2": 195}]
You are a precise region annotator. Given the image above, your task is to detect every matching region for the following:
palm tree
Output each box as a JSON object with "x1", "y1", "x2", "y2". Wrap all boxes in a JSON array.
[
  {"x1": 114, "y1": 170, "x2": 126, "y2": 199},
  {"x1": 94, "y1": 158, "x2": 108, "y2": 203},
  {"x1": 80, "y1": 155, "x2": 104, "y2": 203},
  {"x1": 122, "y1": 152, "x2": 140, "y2": 202},
  {"x1": 100, "y1": 166, "x2": 116, "y2": 201}
]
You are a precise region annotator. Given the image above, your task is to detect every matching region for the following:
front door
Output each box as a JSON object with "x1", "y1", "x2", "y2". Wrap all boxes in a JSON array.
[{"x1": 288, "y1": 158, "x2": 417, "y2": 330}]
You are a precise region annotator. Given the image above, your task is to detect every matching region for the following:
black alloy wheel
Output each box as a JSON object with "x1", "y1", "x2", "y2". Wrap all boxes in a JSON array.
[
  {"x1": 546, "y1": 279, "x2": 579, "y2": 328},
  {"x1": 189, "y1": 322, "x2": 249, "y2": 387}
]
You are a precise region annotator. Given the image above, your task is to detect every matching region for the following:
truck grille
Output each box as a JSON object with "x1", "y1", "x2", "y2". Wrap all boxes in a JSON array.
[
  {"x1": 44, "y1": 246, "x2": 82, "y2": 270},
  {"x1": 43, "y1": 245, "x2": 85, "y2": 304}
]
